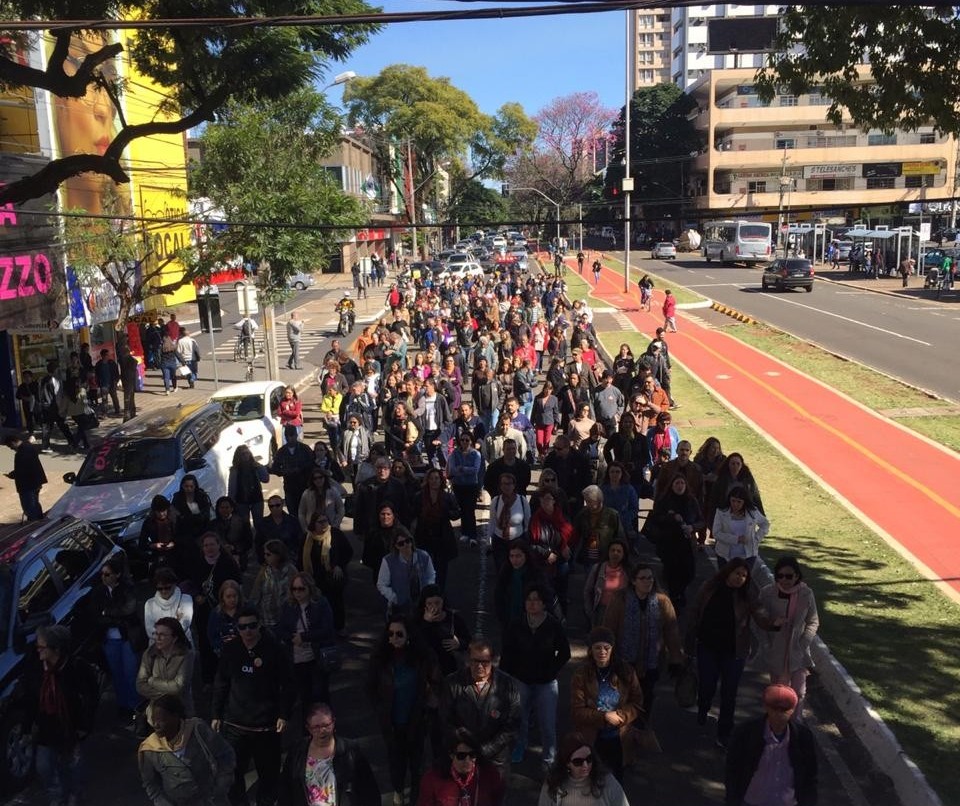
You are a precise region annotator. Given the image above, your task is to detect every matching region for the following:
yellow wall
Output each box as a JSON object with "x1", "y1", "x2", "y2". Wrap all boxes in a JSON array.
[{"x1": 121, "y1": 32, "x2": 194, "y2": 308}]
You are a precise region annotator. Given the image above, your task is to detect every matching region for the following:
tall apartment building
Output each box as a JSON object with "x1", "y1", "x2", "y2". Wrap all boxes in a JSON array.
[
  {"x1": 669, "y1": 4, "x2": 780, "y2": 89},
  {"x1": 631, "y1": 8, "x2": 672, "y2": 89}
]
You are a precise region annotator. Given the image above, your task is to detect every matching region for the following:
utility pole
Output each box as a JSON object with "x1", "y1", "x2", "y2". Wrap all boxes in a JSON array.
[
  {"x1": 776, "y1": 146, "x2": 790, "y2": 257},
  {"x1": 406, "y1": 140, "x2": 418, "y2": 261},
  {"x1": 623, "y1": 7, "x2": 634, "y2": 292}
]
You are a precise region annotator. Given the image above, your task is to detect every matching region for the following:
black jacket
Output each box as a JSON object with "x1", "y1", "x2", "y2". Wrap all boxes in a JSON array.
[
  {"x1": 20, "y1": 654, "x2": 99, "y2": 747},
  {"x1": 279, "y1": 736, "x2": 380, "y2": 806},
  {"x1": 212, "y1": 630, "x2": 294, "y2": 729},
  {"x1": 441, "y1": 668, "x2": 521, "y2": 767},
  {"x1": 483, "y1": 458, "x2": 531, "y2": 498},
  {"x1": 10, "y1": 441, "x2": 47, "y2": 492},
  {"x1": 277, "y1": 599, "x2": 337, "y2": 658},
  {"x1": 725, "y1": 716, "x2": 818, "y2": 806},
  {"x1": 88, "y1": 580, "x2": 147, "y2": 650},
  {"x1": 499, "y1": 614, "x2": 570, "y2": 685}
]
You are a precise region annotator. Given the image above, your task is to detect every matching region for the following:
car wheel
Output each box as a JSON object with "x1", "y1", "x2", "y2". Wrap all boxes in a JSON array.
[
  {"x1": 705, "y1": 255, "x2": 712, "y2": 263},
  {"x1": 0, "y1": 706, "x2": 34, "y2": 792},
  {"x1": 294, "y1": 282, "x2": 306, "y2": 291},
  {"x1": 761, "y1": 280, "x2": 768, "y2": 290},
  {"x1": 804, "y1": 284, "x2": 813, "y2": 293}
]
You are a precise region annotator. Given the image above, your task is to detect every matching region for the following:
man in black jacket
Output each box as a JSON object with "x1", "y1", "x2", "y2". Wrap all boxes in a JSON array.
[
  {"x1": 3, "y1": 432, "x2": 47, "y2": 520},
  {"x1": 270, "y1": 426, "x2": 315, "y2": 516},
  {"x1": 441, "y1": 638, "x2": 521, "y2": 780},
  {"x1": 725, "y1": 684, "x2": 818, "y2": 806},
  {"x1": 212, "y1": 605, "x2": 294, "y2": 806},
  {"x1": 542, "y1": 436, "x2": 591, "y2": 518}
]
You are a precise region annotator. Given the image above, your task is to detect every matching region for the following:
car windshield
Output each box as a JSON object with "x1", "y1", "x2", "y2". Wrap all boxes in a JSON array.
[
  {"x1": 657, "y1": 243, "x2": 673, "y2": 248},
  {"x1": 740, "y1": 225, "x2": 770, "y2": 240},
  {"x1": 0, "y1": 565, "x2": 11, "y2": 647},
  {"x1": 74, "y1": 438, "x2": 179, "y2": 485},
  {"x1": 217, "y1": 394, "x2": 265, "y2": 421}
]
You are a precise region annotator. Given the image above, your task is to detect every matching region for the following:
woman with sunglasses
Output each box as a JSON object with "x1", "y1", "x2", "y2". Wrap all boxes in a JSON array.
[
  {"x1": 136, "y1": 617, "x2": 194, "y2": 728},
  {"x1": 367, "y1": 617, "x2": 443, "y2": 805},
  {"x1": 302, "y1": 511, "x2": 353, "y2": 635},
  {"x1": 418, "y1": 728, "x2": 505, "y2": 806},
  {"x1": 759, "y1": 557, "x2": 820, "y2": 714},
  {"x1": 298, "y1": 469, "x2": 345, "y2": 534},
  {"x1": 251, "y1": 539, "x2": 299, "y2": 634},
  {"x1": 144, "y1": 567, "x2": 193, "y2": 647},
  {"x1": 377, "y1": 529, "x2": 437, "y2": 617},
  {"x1": 279, "y1": 572, "x2": 337, "y2": 707},
  {"x1": 538, "y1": 731, "x2": 628, "y2": 806}
]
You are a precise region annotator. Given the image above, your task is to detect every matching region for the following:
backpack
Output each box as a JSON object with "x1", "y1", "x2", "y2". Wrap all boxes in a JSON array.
[{"x1": 241, "y1": 319, "x2": 253, "y2": 338}]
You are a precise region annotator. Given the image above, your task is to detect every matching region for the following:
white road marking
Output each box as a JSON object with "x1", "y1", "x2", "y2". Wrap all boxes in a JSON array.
[
  {"x1": 763, "y1": 296, "x2": 932, "y2": 346},
  {"x1": 715, "y1": 373, "x2": 733, "y2": 380},
  {"x1": 685, "y1": 282, "x2": 748, "y2": 288},
  {"x1": 765, "y1": 371, "x2": 781, "y2": 377},
  {"x1": 704, "y1": 274, "x2": 716, "y2": 279}
]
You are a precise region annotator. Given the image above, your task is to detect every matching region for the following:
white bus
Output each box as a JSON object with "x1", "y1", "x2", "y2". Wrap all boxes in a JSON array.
[{"x1": 702, "y1": 220, "x2": 773, "y2": 265}]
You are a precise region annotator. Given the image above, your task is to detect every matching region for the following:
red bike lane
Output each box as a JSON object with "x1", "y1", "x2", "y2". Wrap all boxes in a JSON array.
[{"x1": 576, "y1": 258, "x2": 960, "y2": 597}]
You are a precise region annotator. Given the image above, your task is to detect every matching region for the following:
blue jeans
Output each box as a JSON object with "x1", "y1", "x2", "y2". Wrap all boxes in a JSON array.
[
  {"x1": 697, "y1": 645, "x2": 745, "y2": 740},
  {"x1": 160, "y1": 364, "x2": 178, "y2": 391},
  {"x1": 103, "y1": 637, "x2": 140, "y2": 711},
  {"x1": 19, "y1": 488, "x2": 43, "y2": 521},
  {"x1": 514, "y1": 679, "x2": 559, "y2": 764},
  {"x1": 36, "y1": 743, "x2": 83, "y2": 803}
]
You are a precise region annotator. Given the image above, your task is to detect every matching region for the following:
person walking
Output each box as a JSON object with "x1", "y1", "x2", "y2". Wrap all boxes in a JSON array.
[
  {"x1": 176, "y1": 327, "x2": 200, "y2": 388},
  {"x1": 662, "y1": 289, "x2": 678, "y2": 332},
  {"x1": 537, "y1": 732, "x2": 628, "y2": 806},
  {"x1": 119, "y1": 346, "x2": 140, "y2": 420},
  {"x1": 3, "y1": 432, "x2": 48, "y2": 520},
  {"x1": 286, "y1": 311, "x2": 305, "y2": 370},
  {"x1": 38, "y1": 360, "x2": 76, "y2": 452},
  {"x1": 418, "y1": 729, "x2": 505, "y2": 806},
  {"x1": 592, "y1": 258, "x2": 602, "y2": 285},
  {"x1": 95, "y1": 348, "x2": 122, "y2": 417},
  {"x1": 576, "y1": 250, "x2": 585, "y2": 275}
]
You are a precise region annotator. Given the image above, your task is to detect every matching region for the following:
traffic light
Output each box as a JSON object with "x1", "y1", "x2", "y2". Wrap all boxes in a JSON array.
[{"x1": 501, "y1": 182, "x2": 510, "y2": 197}]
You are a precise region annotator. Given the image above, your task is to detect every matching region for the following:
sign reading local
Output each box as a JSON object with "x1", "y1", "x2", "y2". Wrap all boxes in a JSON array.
[{"x1": 0, "y1": 155, "x2": 65, "y2": 331}]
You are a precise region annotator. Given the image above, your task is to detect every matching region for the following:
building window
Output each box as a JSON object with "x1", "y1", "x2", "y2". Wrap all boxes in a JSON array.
[
  {"x1": 867, "y1": 133, "x2": 897, "y2": 146},
  {"x1": 638, "y1": 33, "x2": 653, "y2": 47},
  {"x1": 919, "y1": 133, "x2": 936, "y2": 144},
  {"x1": 808, "y1": 177, "x2": 854, "y2": 191},
  {"x1": 866, "y1": 177, "x2": 896, "y2": 190},
  {"x1": 778, "y1": 95, "x2": 798, "y2": 107},
  {"x1": 638, "y1": 14, "x2": 654, "y2": 28},
  {"x1": 748, "y1": 181, "x2": 767, "y2": 193},
  {"x1": 775, "y1": 138, "x2": 796, "y2": 150},
  {"x1": 905, "y1": 174, "x2": 935, "y2": 188},
  {"x1": 638, "y1": 52, "x2": 654, "y2": 65},
  {"x1": 639, "y1": 69, "x2": 655, "y2": 84},
  {"x1": 673, "y1": 46, "x2": 683, "y2": 58}
]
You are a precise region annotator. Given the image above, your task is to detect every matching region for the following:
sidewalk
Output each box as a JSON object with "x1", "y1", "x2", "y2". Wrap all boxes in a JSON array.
[{"x1": 810, "y1": 265, "x2": 957, "y2": 302}]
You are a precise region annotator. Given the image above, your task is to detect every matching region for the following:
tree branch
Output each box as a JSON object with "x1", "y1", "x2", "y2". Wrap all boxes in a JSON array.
[
  {"x1": 0, "y1": 37, "x2": 124, "y2": 99},
  {"x1": 0, "y1": 154, "x2": 129, "y2": 205}
]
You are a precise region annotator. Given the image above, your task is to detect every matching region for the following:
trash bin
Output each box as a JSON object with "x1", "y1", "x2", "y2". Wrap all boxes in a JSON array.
[{"x1": 196, "y1": 286, "x2": 223, "y2": 333}]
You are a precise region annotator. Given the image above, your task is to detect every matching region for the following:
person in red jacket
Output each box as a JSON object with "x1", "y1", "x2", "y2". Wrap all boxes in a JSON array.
[
  {"x1": 662, "y1": 289, "x2": 678, "y2": 333},
  {"x1": 279, "y1": 385, "x2": 304, "y2": 441},
  {"x1": 417, "y1": 728, "x2": 505, "y2": 806}
]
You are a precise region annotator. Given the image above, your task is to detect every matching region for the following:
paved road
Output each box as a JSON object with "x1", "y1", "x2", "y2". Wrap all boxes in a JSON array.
[{"x1": 633, "y1": 255, "x2": 960, "y2": 401}]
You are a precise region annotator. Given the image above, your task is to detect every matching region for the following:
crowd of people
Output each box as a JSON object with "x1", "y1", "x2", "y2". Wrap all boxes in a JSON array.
[{"x1": 18, "y1": 256, "x2": 821, "y2": 806}]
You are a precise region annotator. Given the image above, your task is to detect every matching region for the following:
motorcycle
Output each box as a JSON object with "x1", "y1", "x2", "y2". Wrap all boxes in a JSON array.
[{"x1": 337, "y1": 308, "x2": 355, "y2": 336}]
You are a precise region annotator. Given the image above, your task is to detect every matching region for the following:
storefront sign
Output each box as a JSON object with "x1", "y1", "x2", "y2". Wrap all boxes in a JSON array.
[
  {"x1": 902, "y1": 161, "x2": 942, "y2": 176},
  {"x1": 356, "y1": 228, "x2": 387, "y2": 242},
  {"x1": 0, "y1": 155, "x2": 65, "y2": 331},
  {"x1": 862, "y1": 162, "x2": 902, "y2": 179},
  {"x1": 803, "y1": 164, "x2": 859, "y2": 179}
]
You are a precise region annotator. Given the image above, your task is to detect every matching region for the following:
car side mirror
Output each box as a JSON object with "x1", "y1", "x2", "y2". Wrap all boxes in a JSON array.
[
  {"x1": 184, "y1": 457, "x2": 207, "y2": 472},
  {"x1": 63, "y1": 471, "x2": 77, "y2": 484}
]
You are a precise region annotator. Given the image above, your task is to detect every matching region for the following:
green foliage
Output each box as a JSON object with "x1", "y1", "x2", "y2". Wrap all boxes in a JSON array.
[
  {"x1": 607, "y1": 83, "x2": 703, "y2": 212},
  {"x1": 446, "y1": 179, "x2": 507, "y2": 229},
  {"x1": 756, "y1": 7, "x2": 960, "y2": 135},
  {"x1": 189, "y1": 89, "x2": 366, "y2": 302}
]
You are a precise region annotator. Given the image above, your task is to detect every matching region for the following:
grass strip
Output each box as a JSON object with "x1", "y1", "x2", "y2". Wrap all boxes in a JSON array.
[{"x1": 598, "y1": 328, "x2": 960, "y2": 804}]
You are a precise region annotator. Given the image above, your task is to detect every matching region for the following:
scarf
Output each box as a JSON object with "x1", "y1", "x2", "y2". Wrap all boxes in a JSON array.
[
  {"x1": 619, "y1": 592, "x2": 661, "y2": 670},
  {"x1": 451, "y1": 761, "x2": 478, "y2": 806},
  {"x1": 139, "y1": 716, "x2": 196, "y2": 755},
  {"x1": 38, "y1": 662, "x2": 71, "y2": 728},
  {"x1": 779, "y1": 581, "x2": 809, "y2": 673},
  {"x1": 497, "y1": 494, "x2": 516, "y2": 538},
  {"x1": 302, "y1": 527, "x2": 333, "y2": 577}
]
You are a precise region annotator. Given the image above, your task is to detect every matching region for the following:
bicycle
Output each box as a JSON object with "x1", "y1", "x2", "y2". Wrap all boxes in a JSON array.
[{"x1": 245, "y1": 357, "x2": 255, "y2": 383}]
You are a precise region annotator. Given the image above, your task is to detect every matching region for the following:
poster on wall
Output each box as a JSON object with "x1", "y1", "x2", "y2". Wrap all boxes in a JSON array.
[{"x1": 0, "y1": 154, "x2": 66, "y2": 331}]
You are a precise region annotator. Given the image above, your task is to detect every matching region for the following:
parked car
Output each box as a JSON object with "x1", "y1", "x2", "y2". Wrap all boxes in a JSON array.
[
  {"x1": 761, "y1": 258, "x2": 815, "y2": 292},
  {"x1": 922, "y1": 248, "x2": 960, "y2": 270},
  {"x1": 0, "y1": 516, "x2": 123, "y2": 790},
  {"x1": 651, "y1": 242, "x2": 677, "y2": 260},
  {"x1": 438, "y1": 262, "x2": 485, "y2": 281},
  {"x1": 47, "y1": 403, "x2": 242, "y2": 558},
  {"x1": 286, "y1": 272, "x2": 315, "y2": 291},
  {"x1": 211, "y1": 380, "x2": 286, "y2": 465}
]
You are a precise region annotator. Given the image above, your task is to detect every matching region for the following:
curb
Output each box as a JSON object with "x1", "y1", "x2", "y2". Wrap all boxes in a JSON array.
[
  {"x1": 814, "y1": 274, "x2": 940, "y2": 303},
  {"x1": 710, "y1": 301, "x2": 757, "y2": 324},
  {"x1": 750, "y1": 562, "x2": 943, "y2": 806}
]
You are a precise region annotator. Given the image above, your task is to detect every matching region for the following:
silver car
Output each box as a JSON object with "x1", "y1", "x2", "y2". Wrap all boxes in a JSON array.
[
  {"x1": 652, "y1": 242, "x2": 677, "y2": 260},
  {"x1": 286, "y1": 272, "x2": 316, "y2": 290}
]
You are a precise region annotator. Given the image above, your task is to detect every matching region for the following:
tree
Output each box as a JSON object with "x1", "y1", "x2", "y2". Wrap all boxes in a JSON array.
[
  {"x1": 189, "y1": 89, "x2": 367, "y2": 304},
  {"x1": 446, "y1": 179, "x2": 507, "y2": 230},
  {"x1": 605, "y1": 83, "x2": 703, "y2": 218},
  {"x1": 755, "y1": 7, "x2": 960, "y2": 135},
  {"x1": 0, "y1": 0, "x2": 378, "y2": 205}
]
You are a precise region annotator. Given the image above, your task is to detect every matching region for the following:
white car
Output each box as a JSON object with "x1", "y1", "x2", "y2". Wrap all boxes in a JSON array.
[
  {"x1": 438, "y1": 262, "x2": 485, "y2": 281},
  {"x1": 211, "y1": 380, "x2": 286, "y2": 464},
  {"x1": 48, "y1": 403, "x2": 242, "y2": 550},
  {"x1": 651, "y1": 242, "x2": 677, "y2": 260}
]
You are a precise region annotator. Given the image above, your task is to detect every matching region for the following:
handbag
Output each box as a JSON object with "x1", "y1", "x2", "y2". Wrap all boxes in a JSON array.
[
  {"x1": 674, "y1": 661, "x2": 698, "y2": 709},
  {"x1": 175, "y1": 364, "x2": 192, "y2": 378},
  {"x1": 316, "y1": 645, "x2": 342, "y2": 673}
]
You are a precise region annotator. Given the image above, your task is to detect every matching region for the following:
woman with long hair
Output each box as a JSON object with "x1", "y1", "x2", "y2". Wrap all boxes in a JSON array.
[
  {"x1": 136, "y1": 617, "x2": 194, "y2": 727},
  {"x1": 302, "y1": 511, "x2": 353, "y2": 635},
  {"x1": 611, "y1": 344, "x2": 635, "y2": 398},
  {"x1": 188, "y1": 532, "x2": 240, "y2": 685},
  {"x1": 228, "y1": 444, "x2": 270, "y2": 525},
  {"x1": 712, "y1": 485, "x2": 770, "y2": 568},
  {"x1": 693, "y1": 436, "x2": 725, "y2": 514},
  {"x1": 251, "y1": 539, "x2": 299, "y2": 633},
  {"x1": 583, "y1": 539, "x2": 631, "y2": 628},
  {"x1": 279, "y1": 385, "x2": 304, "y2": 442},
  {"x1": 527, "y1": 488, "x2": 574, "y2": 615},
  {"x1": 570, "y1": 628, "x2": 643, "y2": 782},
  {"x1": 278, "y1": 572, "x2": 337, "y2": 707},
  {"x1": 212, "y1": 496, "x2": 253, "y2": 571},
  {"x1": 415, "y1": 585, "x2": 472, "y2": 678},
  {"x1": 707, "y1": 451, "x2": 764, "y2": 531},
  {"x1": 559, "y1": 372, "x2": 591, "y2": 432},
  {"x1": 759, "y1": 556, "x2": 820, "y2": 714},
  {"x1": 206, "y1": 579, "x2": 244, "y2": 659},
  {"x1": 418, "y1": 728, "x2": 505, "y2": 806},
  {"x1": 171, "y1": 474, "x2": 213, "y2": 546},
  {"x1": 413, "y1": 468, "x2": 461, "y2": 591},
  {"x1": 537, "y1": 731, "x2": 628, "y2": 806},
  {"x1": 531, "y1": 380, "x2": 561, "y2": 461},
  {"x1": 298, "y1": 469, "x2": 345, "y2": 534},
  {"x1": 641, "y1": 475, "x2": 704, "y2": 607},
  {"x1": 367, "y1": 616, "x2": 442, "y2": 805},
  {"x1": 686, "y1": 558, "x2": 763, "y2": 747},
  {"x1": 600, "y1": 463, "x2": 640, "y2": 544}
]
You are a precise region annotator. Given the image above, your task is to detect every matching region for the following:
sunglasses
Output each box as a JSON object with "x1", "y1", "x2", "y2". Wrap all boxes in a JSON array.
[
  {"x1": 469, "y1": 657, "x2": 492, "y2": 666},
  {"x1": 291, "y1": 586, "x2": 307, "y2": 592},
  {"x1": 268, "y1": 503, "x2": 283, "y2": 509},
  {"x1": 569, "y1": 755, "x2": 593, "y2": 767},
  {"x1": 453, "y1": 751, "x2": 477, "y2": 761},
  {"x1": 236, "y1": 622, "x2": 259, "y2": 631},
  {"x1": 776, "y1": 573, "x2": 797, "y2": 580}
]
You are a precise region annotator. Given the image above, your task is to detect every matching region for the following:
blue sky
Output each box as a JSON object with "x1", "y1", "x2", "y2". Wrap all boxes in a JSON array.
[{"x1": 329, "y1": 0, "x2": 628, "y2": 117}]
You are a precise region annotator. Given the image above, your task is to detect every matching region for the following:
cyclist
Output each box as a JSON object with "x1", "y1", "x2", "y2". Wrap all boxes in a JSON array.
[
  {"x1": 235, "y1": 314, "x2": 258, "y2": 358},
  {"x1": 335, "y1": 291, "x2": 356, "y2": 334}
]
